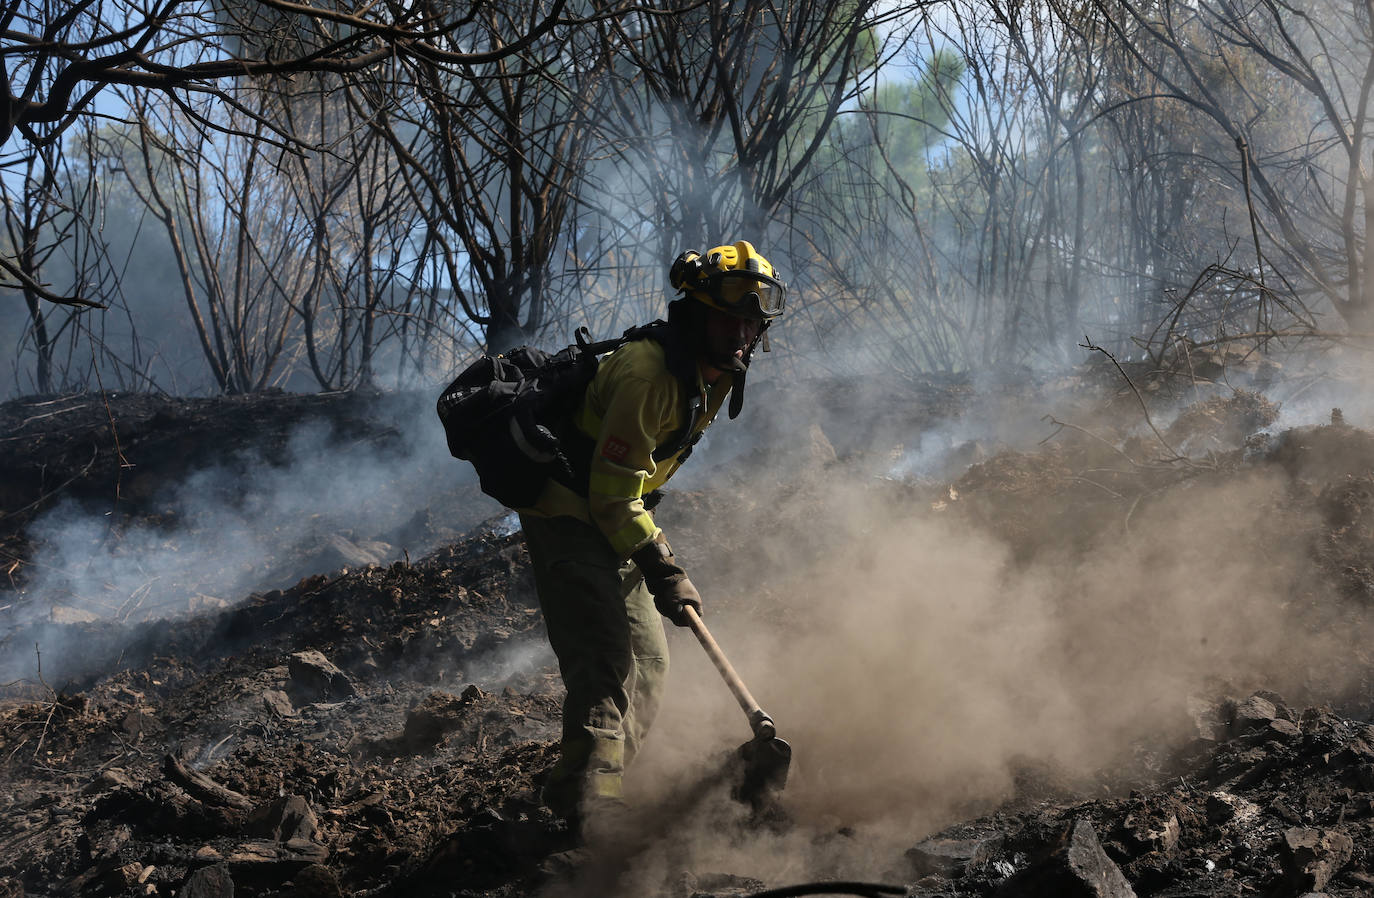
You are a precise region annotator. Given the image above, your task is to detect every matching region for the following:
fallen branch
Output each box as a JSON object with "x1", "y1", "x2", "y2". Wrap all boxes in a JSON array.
[
  {"x1": 1079, "y1": 335, "x2": 1192, "y2": 464},
  {"x1": 1068, "y1": 475, "x2": 1126, "y2": 500},
  {"x1": 32, "y1": 642, "x2": 62, "y2": 761},
  {"x1": 162, "y1": 754, "x2": 253, "y2": 810},
  {"x1": 16, "y1": 403, "x2": 88, "y2": 429},
  {"x1": 0, "y1": 444, "x2": 100, "y2": 522},
  {"x1": 1041, "y1": 414, "x2": 1144, "y2": 469}
]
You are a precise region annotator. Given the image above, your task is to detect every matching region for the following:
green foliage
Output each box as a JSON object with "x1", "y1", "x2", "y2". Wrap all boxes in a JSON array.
[{"x1": 859, "y1": 49, "x2": 965, "y2": 184}]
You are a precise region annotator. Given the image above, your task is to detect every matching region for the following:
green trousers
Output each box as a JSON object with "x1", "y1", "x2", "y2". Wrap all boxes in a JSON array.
[{"x1": 519, "y1": 513, "x2": 669, "y2": 818}]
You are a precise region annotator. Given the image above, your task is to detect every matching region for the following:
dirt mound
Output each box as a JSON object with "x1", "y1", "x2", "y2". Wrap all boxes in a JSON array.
[
  {"x1": 1164, "y1": 389, "x2": 1280, "y2": 454},
  {"x1": 902, "y1": 694, "x2": 1374, "y2": 897},
  {"x1": 0, "y1": 390, "x2": 502, "y2": 627},
  {"x1": 0, "y1": 391, "x2": 402, "y2": 536},
  {"x1": 1, "y1": 519, "x2": 562, "y2": 897}
]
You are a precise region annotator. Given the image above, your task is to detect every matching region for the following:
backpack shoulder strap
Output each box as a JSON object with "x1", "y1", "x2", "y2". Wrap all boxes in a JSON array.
[{"x1": 617, "y1": 321, "x2": 704, "y2": 463}]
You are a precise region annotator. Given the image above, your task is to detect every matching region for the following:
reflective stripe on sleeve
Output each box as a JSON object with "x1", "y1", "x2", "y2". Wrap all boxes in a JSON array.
[
  {"x1": 609, "y1": 513, "x2": 658, "y2": 557},
  {"x1": 589, "y1": 470, "x2": 645, "y2": 500}
]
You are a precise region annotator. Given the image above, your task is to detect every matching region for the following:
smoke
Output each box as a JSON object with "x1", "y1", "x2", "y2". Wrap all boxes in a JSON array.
[
  {"x1": 2, "y1": 391, "x2": 501, "y2": 680},
  {"x1": 467, "y1": 634, "x2": 556, "y2": 686},
  {"x1": 1268, "y1": 364, "x2": 1374, "y2": 432}
]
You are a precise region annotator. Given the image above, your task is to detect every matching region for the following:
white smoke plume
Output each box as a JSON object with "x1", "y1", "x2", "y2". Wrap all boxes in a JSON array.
[{"x1": 2, "y1": 391, "x2": 502, "y2": 681}]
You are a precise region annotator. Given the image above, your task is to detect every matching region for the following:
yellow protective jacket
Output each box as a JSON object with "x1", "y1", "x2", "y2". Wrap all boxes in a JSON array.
[{"x1": 520, "y1": 338, "x2": 732, "y2": 558}]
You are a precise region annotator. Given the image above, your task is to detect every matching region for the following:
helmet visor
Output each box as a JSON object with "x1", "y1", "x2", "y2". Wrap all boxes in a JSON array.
[{"x1": 709, "y1": 271, "x2": 787, "y2": 319}]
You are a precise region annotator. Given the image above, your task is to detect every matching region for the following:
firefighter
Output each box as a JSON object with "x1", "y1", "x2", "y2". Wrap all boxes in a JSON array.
[{"x1": 517, "y1": 240, "x2": 786, "y2": 835}]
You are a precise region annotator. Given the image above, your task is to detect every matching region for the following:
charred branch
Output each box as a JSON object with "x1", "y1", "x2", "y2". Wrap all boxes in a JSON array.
[{"x1": 162, "y1": 753, "x2": 253, "y2": 810}]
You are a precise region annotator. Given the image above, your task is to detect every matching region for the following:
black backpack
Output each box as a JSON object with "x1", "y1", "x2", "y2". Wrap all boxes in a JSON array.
[{"x1": 436, "y1": 324, "x2": 704, "y2": 509}]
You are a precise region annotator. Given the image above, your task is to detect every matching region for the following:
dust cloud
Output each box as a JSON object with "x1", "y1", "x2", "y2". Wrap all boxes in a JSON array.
[{"x1": 622, "y1": 410, "x2": 1367, "y2": 888}]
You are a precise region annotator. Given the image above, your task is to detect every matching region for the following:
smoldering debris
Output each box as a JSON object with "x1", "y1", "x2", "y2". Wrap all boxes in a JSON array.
[
  {"x1": 3, "y1": 380, "x2": 1374, "y2": 897},
  {"x1": 893, "y1": 693, "x2": 1374, "y2": 898},
  {"x1": 0, "y1": 390, "x2": 502, "y2": 681}
]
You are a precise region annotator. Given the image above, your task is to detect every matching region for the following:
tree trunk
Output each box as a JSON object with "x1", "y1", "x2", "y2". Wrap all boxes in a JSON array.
[{"x1": 486, "y1": 290, "x2": 526, "y2": 354}]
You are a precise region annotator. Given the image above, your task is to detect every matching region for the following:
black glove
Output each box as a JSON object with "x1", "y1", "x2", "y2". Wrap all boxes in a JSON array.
[{"x1": 631, "y1": 534, "x2": 702, "y2": 627}]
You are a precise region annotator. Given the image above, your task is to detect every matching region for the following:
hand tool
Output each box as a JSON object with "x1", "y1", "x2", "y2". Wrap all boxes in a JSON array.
[{"x1": 682, "y1": 606, "x2": 792, "y2": 807}]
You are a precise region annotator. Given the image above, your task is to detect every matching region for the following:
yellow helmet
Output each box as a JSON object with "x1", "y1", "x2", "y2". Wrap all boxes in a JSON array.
[{"x1": 669, "y1": 240, "x2": 786, "y2": 320}]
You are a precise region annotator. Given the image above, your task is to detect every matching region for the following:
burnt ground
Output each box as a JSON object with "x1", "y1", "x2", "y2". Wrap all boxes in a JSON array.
[{"x1": 3, "y1": 366, "x2": 1374, "y2": 897}]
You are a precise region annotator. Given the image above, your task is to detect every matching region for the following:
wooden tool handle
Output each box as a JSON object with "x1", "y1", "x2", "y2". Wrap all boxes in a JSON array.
[{"x1": 683, "y1": 605, "x2": 776, "y2": 740}]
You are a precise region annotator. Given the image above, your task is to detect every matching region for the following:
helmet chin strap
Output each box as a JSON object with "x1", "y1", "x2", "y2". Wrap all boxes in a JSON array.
[
  {"x1": 724, "y1": 324, "x2": 767, "y2": 420},
  {"x1": 702, "y1": 352, "x2": 748, "y2": 419},
  {"x1": 728, "y1": 365, "x2": 747, "y2": 420}
]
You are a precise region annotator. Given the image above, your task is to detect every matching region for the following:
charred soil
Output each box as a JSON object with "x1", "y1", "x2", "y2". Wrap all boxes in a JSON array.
[{"x1": 3, "y1": 377, "x2": 1374, "y2": 897}]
